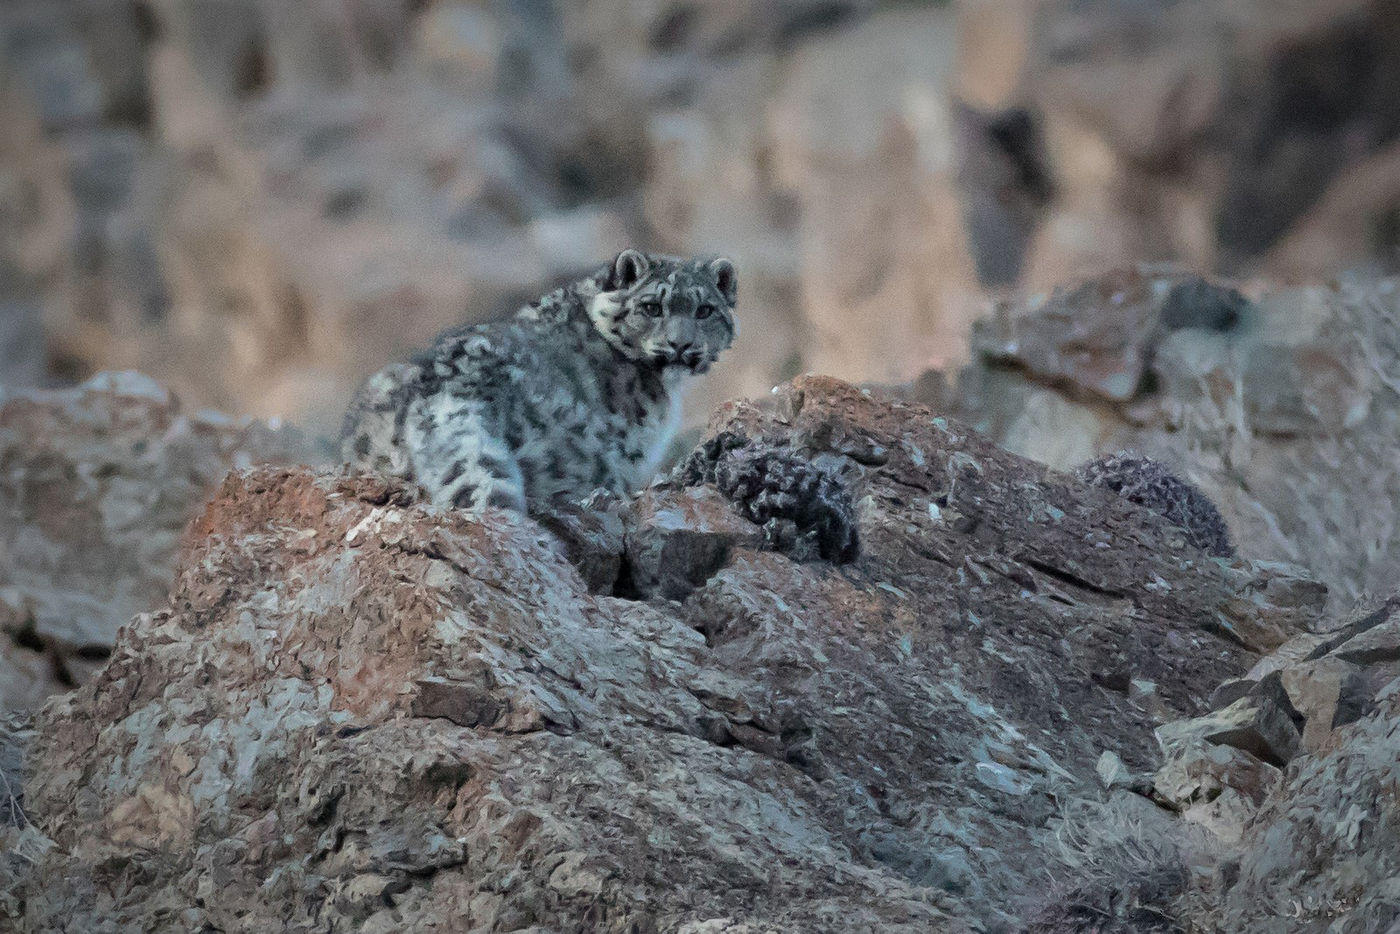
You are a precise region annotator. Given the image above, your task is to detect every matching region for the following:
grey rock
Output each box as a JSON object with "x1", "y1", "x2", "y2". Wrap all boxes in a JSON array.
[
  {"x1": 1279, "y1": 656, "x2": 1370, "y2": 752},
  {"x1": 1156, "y1": 683, "x2": 1300, "y2": 767},
  {"x1": 0, "y1": 372, "x2": 316, "y2": 711}
]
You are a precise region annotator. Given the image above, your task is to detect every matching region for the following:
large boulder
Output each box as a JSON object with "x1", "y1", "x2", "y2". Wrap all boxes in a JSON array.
[
  {"x1": 15, "y1": 376, "x2": 1298, "y2": 930},
  {"x1": 0, "y1": 371, "x2": 315, "y2": 713}
]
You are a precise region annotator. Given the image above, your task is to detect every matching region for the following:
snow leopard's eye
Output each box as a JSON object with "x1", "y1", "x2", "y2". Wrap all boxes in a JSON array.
[
  {"x1": 639, "y1": 300, "x2": 664, "y2": 318},
  {"x1": 695, "y1": 304, "x2": 716, "y2": 320}
]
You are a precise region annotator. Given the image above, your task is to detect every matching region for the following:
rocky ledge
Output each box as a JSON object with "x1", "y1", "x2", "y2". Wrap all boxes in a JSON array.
[
  {"x1": 6, "y1": 377, "x2": 1399, "y2": 931},
  {"x1": 0, "y1": 372, "x2": 316, "y2": 714}
]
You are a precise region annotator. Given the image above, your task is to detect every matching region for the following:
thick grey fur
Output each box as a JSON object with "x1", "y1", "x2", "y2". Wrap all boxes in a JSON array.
[
  {"x1": 341, "y1": 249, "x2": 737, "y2": 512},
  {"x1": 1074, "y1": 451, "x2": 1235, "y2": 558}
]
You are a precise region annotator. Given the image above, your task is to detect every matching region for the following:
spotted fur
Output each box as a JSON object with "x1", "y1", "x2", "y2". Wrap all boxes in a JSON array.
[{"x1": 341, "y1": 250, "x2": 737, "y2": 512}]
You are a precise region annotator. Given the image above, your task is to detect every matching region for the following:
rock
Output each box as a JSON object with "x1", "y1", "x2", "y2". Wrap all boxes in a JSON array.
[
  {"x1": 1155, "y1": 678, "x2": 1301, "y2": 767},
  {"x1": 0, "y1": 372, "x2": 315, "y2": 711},
  {"x1": 0, "y1": 0, "x2": 978, "y2": 447},
  {"x1": 10, "y1": 0, "x2": 1400, "y2": 455},
  {"x1": 1217, "y1": 561, "x2": 1329, "y2": 653},
  {"x1": 1246, "y1": 631, "x2": 1331, "y2": 682},
  {"x1": 974, "y1": 0, "x2": 1400, "y2": 285},
  {"x1": 1279, "y1": 657, "x2": 1370, "y2": 753},
  {"x1": 1095, "y1": 750, "x2": 1131, "y2": 790},
  {"x1": 15, "y1": 377, "x2": 1278, "y2": 931},
  {"x1": 973, "y1": 267, "x2": 1228, "y2": 405},
  {"x1": 768, "y1": 6, "x2": 982, "y2": 385},
  {"x1": 1209, "y1": 690, "x2": 1400, "y2": 931},
  {"x1": 530, "y1": 490, "x2": 629, "y2": 595},
  {"x1": 1152, "y1": 737, "x2": 1283, "y2": 845},
  {"x1": 622, "y1": 486, "x2": 764, "y2": 601},
  {"x1": 1152, "y1": 741, "x2": 1282, "y2": 813},
  {"x1": 1183, "y1": 787, "x2": 1261, "y2": 847},
  {"x1": 1330, "y1": 617, "x2": 1400, "y2": 667},
  {"x1": 0, "y1": 273, "x2": 46, "y2": 390},
  {"x1": 1263, "y1": 140, "x2": 1400, "y2": 282},
  {"x1": 953, "y1": 271, "x2": 1400, "y2": 614},
  {"x1": 1302, "y1": 595, "x2": 1400, "y2": 664},
  {"x1": 1207, "y1": 679, "x2": 1258, "y2": 710},
  {"x1": 0, "y1": 714, "x2": 28, "y2": 826}
]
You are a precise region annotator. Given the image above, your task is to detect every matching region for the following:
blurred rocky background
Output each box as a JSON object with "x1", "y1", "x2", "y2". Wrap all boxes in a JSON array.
[
  {"x1": 9, "y1": 3, "x2": 1400, "y2": 929},
  {"x1": 5, "y1": 0, "x2": 1400, "y2": 436}
]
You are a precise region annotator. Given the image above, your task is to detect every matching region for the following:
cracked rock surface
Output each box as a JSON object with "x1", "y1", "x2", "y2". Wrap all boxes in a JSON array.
[{"x1": 13, "y1": 376, "x2": 1305, "y2": 931}]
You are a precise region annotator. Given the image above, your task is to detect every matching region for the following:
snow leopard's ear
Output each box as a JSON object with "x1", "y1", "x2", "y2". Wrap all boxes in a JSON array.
[
  {"x1": 710, "y1": 257, "x2": 737, "y2": 305},
  {"x1": 608, "y1": 249, "x2": 649, "y2": 291}
]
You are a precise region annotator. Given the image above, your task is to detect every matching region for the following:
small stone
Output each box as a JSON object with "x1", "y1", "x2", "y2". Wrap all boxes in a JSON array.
[
  {"x1": 974, "y1": 761, "x2": 1034, "y2": 796},
  {"x1": 1127, "y1": 677, "x2": 1156, "y2": 699},
  {"x1": 1095, "y1": 750, "x2": 1130, "y2": 790}
]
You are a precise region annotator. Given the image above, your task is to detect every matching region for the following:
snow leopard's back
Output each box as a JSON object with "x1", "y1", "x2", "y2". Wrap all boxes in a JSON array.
[{"x1": 341, "y1": 251, "x2": 735, "y2": 512}]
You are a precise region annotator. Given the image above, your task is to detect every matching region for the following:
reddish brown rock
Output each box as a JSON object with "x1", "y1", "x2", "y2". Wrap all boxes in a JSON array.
[
  {"x1": 15, "y1": 377, "x2": 1291, "y2": 931},
  {"x1": 624, "y1": 486, "x2": 764, "y2": 601}
]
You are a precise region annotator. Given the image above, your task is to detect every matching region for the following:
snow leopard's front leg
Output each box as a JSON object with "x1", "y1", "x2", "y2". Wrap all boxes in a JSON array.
[{"x1": 407, "y1": 395, "x2": 527, "y2": 513}]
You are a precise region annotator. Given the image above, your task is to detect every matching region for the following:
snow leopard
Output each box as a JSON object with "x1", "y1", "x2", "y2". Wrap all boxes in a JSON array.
[{"x1": 341, "y1": 249, "x2": 737, "y2": 513}]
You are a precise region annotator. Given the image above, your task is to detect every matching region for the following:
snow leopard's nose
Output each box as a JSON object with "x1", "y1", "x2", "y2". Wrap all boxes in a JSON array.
[{"x1": 666, "y1": 340, "x2": 693, "y2": 361}]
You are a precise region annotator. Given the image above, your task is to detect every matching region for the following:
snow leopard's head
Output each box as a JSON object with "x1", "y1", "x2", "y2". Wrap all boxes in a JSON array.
[{"x1": 587, "y1": 249, "x2": 737, "y2": 374}]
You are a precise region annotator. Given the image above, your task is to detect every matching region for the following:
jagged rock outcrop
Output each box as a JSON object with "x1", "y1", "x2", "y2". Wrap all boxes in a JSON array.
[
  {"x1": 951, "y1": 268, "x2": 1400, "y2": 612},
  {"x1": 14, "y1": 376, "x2": 1308, "y2": 931},
  {"x1": 0, "y1": 371, "x2": 316, "y2": 712},
  {"x1": 1141, "y1": 594, "x2": 1400, "y2": 931}
]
